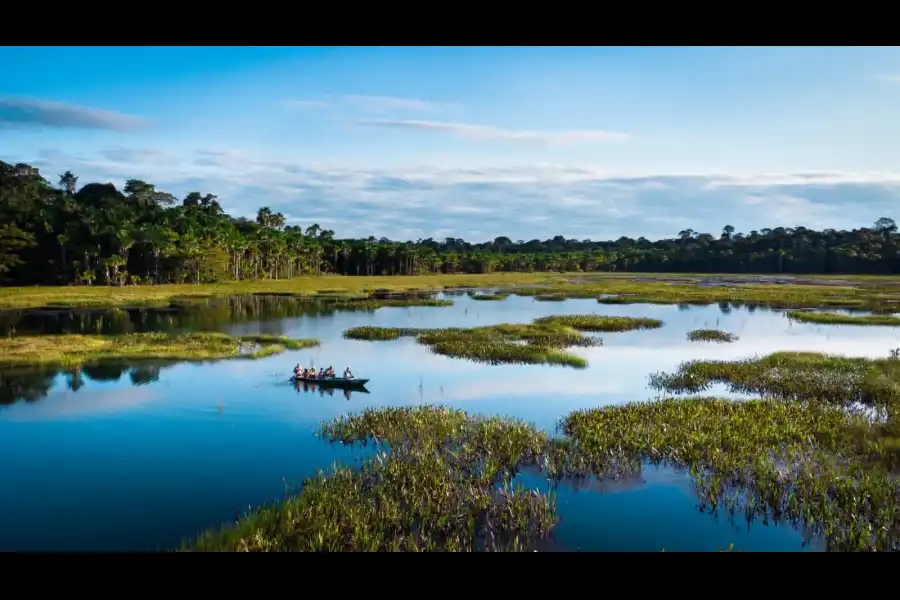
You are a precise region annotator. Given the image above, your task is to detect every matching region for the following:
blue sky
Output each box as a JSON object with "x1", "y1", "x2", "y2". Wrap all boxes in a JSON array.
[{"x1": 2, "y1": 46, "x2": 900, "y2": 242}]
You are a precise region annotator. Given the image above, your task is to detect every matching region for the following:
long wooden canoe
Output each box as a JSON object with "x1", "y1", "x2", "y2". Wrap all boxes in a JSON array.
[{"x1": 290, "y1": 376, "x2": 369, "y2": 387}]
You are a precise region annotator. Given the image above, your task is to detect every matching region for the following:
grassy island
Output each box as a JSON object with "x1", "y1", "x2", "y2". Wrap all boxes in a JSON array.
[
  {"x1": 786, "y1": 311, "x2": 900, "y2": 326},
  {"x1": 0, "y1": 332, "x2": 320, "y2": 368},
  {"x1": 186, "y1": 393, "x2": 900, "y2": 552},
  {"x1": 686, "y1": 329, "x2": 738, "y2": 343},
  {"x1": 340, "y1": 315, "x2": 649, "y2": 368}
]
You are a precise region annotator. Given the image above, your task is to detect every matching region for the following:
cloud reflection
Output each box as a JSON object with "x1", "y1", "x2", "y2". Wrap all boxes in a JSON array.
[{"x1": 2, "y1": 386, "x2": 158, "y2": 422}]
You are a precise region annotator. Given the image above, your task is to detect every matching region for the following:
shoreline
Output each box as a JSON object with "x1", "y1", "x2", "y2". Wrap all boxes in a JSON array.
[{"x1": 2, "y1": 272, "x2": 900, "y2": 311}]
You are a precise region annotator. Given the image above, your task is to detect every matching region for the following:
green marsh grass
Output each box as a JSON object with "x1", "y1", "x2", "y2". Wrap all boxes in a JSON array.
[
  {"x1": 648, "y1": 351, "x2": 900, "y2": 407},
  {"x1": 185, "y1": 406, "x2": 556, "y2": 552},
  {"x1": 558, "y1": 397, "x2": 900, "y2": 551},
  {"x1": 187, "y1": 400, "x2": 900, "y2": 552},
  {"x1": 0, "y1": 273, "x2": 560, "y2": 310},
  {"x1": 471, "y1": 293, "x2": 510, "y2": 301},
  {"x1": 533, "y1": 314, "x2": 663, "y2": 332},
  {"x1": 686, "y1": 329, "x2": 738, "y2": 343},
  {"x1": 6, "y1": 273, "x2": 900, "y2": 312},
  {"x1": 343, "y1": 326, "x2": 424, "y2": 341},
  {"x1": 534, "y1": 293, "x2": 567, "y2": 302},
  {"x1": 330, "y1": 297, "x2": 453, "y2": 311},
  {"x1": 0, "y1": 332, "x2": 320, "y2": 368},
  {"x1": 343, "y1": 318, "x2": 607, "y2": 368},
  {"x1": 7, "y1": 273, "x2": 900, "y2": 312},
  {"x1": 786, "y1": 311, "x2": 900, "y2": 326}
]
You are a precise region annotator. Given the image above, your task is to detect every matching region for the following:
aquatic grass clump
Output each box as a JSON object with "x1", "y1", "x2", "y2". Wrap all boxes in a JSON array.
[
  {"x1": 471, "y1": 293, "x2": 509, "y2": 301},
  {"x1": 185, "y1": 406, "x2": 556, "y2": 552},
  {"x1": 649, "y1": 351, "x2": 900, "y2": 407},
  {"x1": 332, "y1": 297, "x2": 453, "y2": 311},
  {"x1": 533, "y1": 314, "x2": 663, "y2": 332},
  {"x1": 378, "y1": 298, "x2": 454, "y2": 308},
  {"x1": 686, "y1": 329, "x2": 738, "y2": 343},
  {"x1": 0, "y1": 332, "x2": 320, "y2": 368},
  {"x1": 419, "y1": 328, "x2": 588, "y2": 368},
  {"x1": 557, "y1": 397, "x2": 900, "y2": 551},
  {"x1": 786, "y1": 311, "x2": 900, "y2": 326},
  {"x1": 342, "y1": 319, "x2": 601, "y2": 368},
  {"x1": 187, "y1": 399, "x2": 900, "y2": 552},
  {"x1": 343, "y1": 326, "x2": 424, "y2": 341},
  {"x1": 534, "y1": 293, "x2": 568, "y2": 302}
]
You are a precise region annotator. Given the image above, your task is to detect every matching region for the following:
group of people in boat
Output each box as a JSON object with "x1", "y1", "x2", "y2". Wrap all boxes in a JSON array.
[{"x1": 293, "y1": 364, "x2": 354, "y2": 380}]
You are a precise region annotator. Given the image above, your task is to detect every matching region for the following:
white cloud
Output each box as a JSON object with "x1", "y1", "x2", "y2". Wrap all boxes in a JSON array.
[
  {"x1": 22, "y1": 148, "x2": 900, "y2": 242},
  {"x1": 100, "y1": 146, "x2": 177, "y2": 166},
  {"x1": 2, "y1": 386, "x2": 158, "y2": 421},
  {"x1": 0, "y1": 97, "x2": 148, "y2": 131},
  {"x1": 283, "y1": 94, "x2": 459, "y2": 114},
  {"x1": 354, "y1": 119, "x2": 630, "y2": 145}
]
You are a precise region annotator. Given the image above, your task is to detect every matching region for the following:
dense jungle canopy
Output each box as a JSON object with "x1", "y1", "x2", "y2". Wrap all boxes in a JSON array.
[{"x1": 0, "y1": 159, "x2": 898, "y2": 285}]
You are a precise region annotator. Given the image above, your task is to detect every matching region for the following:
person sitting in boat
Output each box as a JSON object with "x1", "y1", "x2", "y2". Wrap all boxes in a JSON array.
[
  {"x1": 299, "y1": 367, "x2": 308, "y2": 378},
  {"x1": 308, "y1": 367, "x2": 317, "y2": 379},
  {"x1": 343, "y1": 366, "x2": 354, "y2": 380},
  {"x1": 326, "y1": 366, "x2": 335, "y2": 378},
  {"x1": 293, "y1": 364, "x2": 302, "y2": 378}
]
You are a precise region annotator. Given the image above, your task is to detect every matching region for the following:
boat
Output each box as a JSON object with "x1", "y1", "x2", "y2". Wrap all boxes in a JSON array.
[{"x1": 290, "y1": 375, "x2": 370, "y2": 388}]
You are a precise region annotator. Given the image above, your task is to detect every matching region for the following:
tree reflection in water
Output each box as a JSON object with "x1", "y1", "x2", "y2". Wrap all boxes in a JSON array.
[
  {"x1": 0, "y1": 361, "x2": 174, "y2": 407},
  {"x1": 0, "y1": 294, "x2": 389, "y2": 407},
  {"x1": 0, "y1": 294, "x2": 392, "y2": 337}
]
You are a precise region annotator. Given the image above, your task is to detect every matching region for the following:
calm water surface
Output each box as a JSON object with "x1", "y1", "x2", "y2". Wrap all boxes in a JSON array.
[{"x1": 2, "y1": 294, "x2": 898, "y2": 551}]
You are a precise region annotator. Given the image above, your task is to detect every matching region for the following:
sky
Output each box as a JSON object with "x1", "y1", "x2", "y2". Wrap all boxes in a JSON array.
[{"x1": 2, "y1": 46, "x2": 900, "y2": 243}]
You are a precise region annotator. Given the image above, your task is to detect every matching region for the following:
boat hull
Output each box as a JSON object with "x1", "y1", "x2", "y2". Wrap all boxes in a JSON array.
[{"x1": 291, "y1": 376, "x2": 369, "y2": 387}]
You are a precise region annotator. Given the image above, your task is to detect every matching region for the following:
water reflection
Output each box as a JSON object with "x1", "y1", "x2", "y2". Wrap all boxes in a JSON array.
[
  {"x1": 291, "y1": 379, "x2": 370, "y2": 400},
  {"x1": 3, "y1": 293, "x2": 899, "y2": 551},
  {"x1": 0, "y1": 294, "x2": 855, "y2": 338},
  {"x1": 0, "y1": 362, "x2": 175, "y2": 406},
  {"x1": 0, "y1": 294, "x2": 400, "y2": 337}
]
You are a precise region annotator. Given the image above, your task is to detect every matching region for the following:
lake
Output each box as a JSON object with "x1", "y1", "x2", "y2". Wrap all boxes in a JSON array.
[{"x1": 3, "y1": 293, "x2": 898, "y2": 551}]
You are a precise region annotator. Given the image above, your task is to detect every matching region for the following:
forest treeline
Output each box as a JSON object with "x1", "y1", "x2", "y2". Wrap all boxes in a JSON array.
[{"x1": 1, "y1": 159, "x2": 898, "y2": 285}]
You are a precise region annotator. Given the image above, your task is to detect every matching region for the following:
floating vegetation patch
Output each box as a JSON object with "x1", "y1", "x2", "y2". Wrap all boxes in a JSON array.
[
  {"x1": 0, "y1": 332, "x2": 320, "y2": 368},
  {"x1": 341, "y1": 318, "x2": 607, "y2": 368},
  {"x1": 686, "y1": 329, "x2": 738, "y2": 343},
  {"x1": 417, "y1": 327, "x2": 590, "y2": 368},
  {"x1": 649, "y1": 351, "x2": 900, "y2": 408},
  {"x1": 187, "y1": 401, "x2": 900, "y2": 552},
  {"x1": 534, "y1": 293, "x2": 568, "y2": 302},
  {"x1": 471, "y1": 293, "x2": 510, "y2": 301},
  {"x1": 786, "y1": 311, "x2": 900, "y2": 326},
  {"x1": 343, "y1": 326, "x2": 425, "y2": 341},
  {"x1": 184, "y1": 406, "x2": 556, "y2": 552},
  {"x1": 332, "y1": 297, "x2": 453, "y2": 311},
  {"x1": 533, "y1": 314, "x2": 663, "y2": 332},
  {"x1": 559, "y1": 397, "x2": 900, "y2": 552},
  {"x1": 380, "y1": 298, "x2": 453, "y2": 308}
]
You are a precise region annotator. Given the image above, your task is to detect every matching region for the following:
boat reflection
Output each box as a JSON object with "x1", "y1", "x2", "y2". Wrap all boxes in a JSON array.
[{"x1": 292, "y1": 379, "x2": 370, "y2": 400}]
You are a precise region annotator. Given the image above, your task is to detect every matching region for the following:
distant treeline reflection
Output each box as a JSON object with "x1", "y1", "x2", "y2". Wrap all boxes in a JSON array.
[
  {"x1": 0, "y1": 361, "x2": 170, "y2": 406},
  {"x1": 1, "y1": 360, "x2": 370, "y2": 406},
  {"x1": 0, "y1": 294, "x2": 386, "y2": 337}
]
